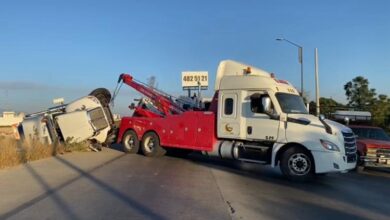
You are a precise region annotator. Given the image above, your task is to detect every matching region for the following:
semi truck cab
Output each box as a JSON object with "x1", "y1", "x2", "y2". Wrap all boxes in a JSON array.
[{"x1": 213, "y1": 60, "x2": 356, "y2": 179}]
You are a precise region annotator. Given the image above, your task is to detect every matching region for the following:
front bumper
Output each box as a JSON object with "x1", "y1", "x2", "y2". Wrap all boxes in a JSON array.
[
  {"x1": 363, "y1": 148, "x2": 390, "y2": 168},
  {"x1": 312, "y1": 151, "x2": 356, "y2": 174}
]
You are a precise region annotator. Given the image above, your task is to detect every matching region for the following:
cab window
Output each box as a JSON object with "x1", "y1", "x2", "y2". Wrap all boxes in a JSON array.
[
  {"x1": 224, "y1": 98, "x2": 234, "y2": 115},
  {"x1": 250, "y1": 94, "x2": 272, "y2": 114}
]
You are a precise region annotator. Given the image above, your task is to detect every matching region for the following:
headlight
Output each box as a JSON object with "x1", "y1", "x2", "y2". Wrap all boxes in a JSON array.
[{"x1": 320, "y1": 139, "x2": 340, "y2": 151}]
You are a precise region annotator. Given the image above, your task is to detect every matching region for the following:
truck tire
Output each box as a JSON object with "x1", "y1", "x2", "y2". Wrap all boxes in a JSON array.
[
  {"x1": 141, "y1": 132, "x2": 166, "y2": 157},
  {"x1": 105, "y1": 127, "x2": 118, "y2": 146},
  {"x1": 356, "y1": 152, "x2": 364, "y2": 167},
  {"x1": 352, "y1": 152, "x2": 364, "y2": 172},
  {"x1": 89, "y1": 88, "x2": 111, "y2": 107},
  {"x1": 122, "y1": 130, "x2": 139, "y2": 154},
  {"x1": 280, "y1": 146, "x2": 314, "y2": 181}
]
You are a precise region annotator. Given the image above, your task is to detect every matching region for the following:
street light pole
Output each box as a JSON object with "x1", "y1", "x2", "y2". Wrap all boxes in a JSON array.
[
  {"x1": 315, "y1": 48, "x2": 320, "y2": 116},
  {"x1": 276, "y1": 38, "x2": 304, "y2": 96}
]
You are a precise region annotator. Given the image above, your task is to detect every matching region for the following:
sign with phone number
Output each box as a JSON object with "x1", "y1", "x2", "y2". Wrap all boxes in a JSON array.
[{"x1": 181, "y1": 71, "x2": 208, "y2": 88}]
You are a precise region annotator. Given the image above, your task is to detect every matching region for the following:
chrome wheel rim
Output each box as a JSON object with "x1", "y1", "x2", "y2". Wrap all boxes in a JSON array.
[
  {"x1": 124, "y1": 135, "x2": 136, "y2": 150},
  {"x1": 288, "y1": 153, "x2": 311, "y2": 176},
  {"x1": 144, "y1": 136, "x2": 155, "y2": 153}
]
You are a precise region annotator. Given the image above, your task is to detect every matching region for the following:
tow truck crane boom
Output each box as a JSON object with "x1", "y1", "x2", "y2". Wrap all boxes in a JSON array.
[{"x1": 117, "y1": 73, "x2": 184, "y2": 117}]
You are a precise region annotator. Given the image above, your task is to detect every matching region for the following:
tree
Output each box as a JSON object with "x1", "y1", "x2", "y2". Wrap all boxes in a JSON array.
[
  {"x1": 344, "y1": 76, "x2": 376, "y2": 110},
  {"x1": 321, "y1": 97, "x2": 344, "y2": 116},
  {"x1": 309, "y1": 97, "x2": 344, "y2": 116},
  {"x1": 344, "y1": 76, "x2": 390, "y2": 129},
  {"x1": 371, "y1": 94, "x2": 390, "y2": 128},
  {"x1": 301, "y1": 90, "x2": 310, "y2": 104},
  {"x1": 309, "y1": 101, "x2": 316, "y2": 115}
]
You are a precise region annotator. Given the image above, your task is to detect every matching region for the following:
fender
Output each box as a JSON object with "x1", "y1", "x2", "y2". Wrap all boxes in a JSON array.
[
  {"x1": 271, "y1": 142, "x2": 312, "y2": 167},
  {"x1": 271, "y1": 142, "x2": 286, "y2": 167}
]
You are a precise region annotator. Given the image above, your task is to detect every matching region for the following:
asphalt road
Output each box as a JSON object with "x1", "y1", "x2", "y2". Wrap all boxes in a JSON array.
[{"x1": 0, "y1": 148, "x2": 389, "y2": 220}]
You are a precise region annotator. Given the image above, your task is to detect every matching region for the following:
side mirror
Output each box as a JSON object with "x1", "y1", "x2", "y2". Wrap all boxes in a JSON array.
[
  {"x1": 319, "y1": 114, "x2": 325, "y2": 121},
  {"x1": 261, "y1": 97, "x2": 272, "y2": 114}
]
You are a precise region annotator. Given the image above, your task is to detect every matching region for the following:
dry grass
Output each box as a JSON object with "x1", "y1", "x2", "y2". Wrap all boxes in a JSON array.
[
  {"x1": 0, "y1": 136, "x2": 90, "y2": 169},
  {"x1": 0, "y1": 126, "x2": 15, "y2": 137}
]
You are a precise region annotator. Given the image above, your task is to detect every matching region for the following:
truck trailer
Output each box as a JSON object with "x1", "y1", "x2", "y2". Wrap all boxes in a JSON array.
[{"x1": 115, "y1": 60, "x2": 357, "y2": 181}]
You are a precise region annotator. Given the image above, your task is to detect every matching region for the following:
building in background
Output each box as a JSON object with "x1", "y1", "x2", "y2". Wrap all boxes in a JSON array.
[
  {"x1": 113, "y1": 114, "x2": 121, "y2": 122},
  {"x1": 0, "y1": 111, "x2": 25, "y2": 138},
  {"x1": 0, "y1": 112, "x2": 24, "y2": 126}
]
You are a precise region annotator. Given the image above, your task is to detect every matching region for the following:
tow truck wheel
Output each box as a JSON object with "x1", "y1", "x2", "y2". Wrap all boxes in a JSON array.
[
  {"x1": 122, "y1": 130, "x2": 139, "y2": 154},
  {"x1": 280, "y1": 146, "x2": 314, "y2": 181},
  {"x1": 141, "y1": 132, "x2": 166, "y2": 157}
]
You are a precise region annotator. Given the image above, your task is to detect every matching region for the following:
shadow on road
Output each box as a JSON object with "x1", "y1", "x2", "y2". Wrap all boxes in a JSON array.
[
  {"x1": 8, "y1": 141, "x2": 388, "y2": 220},
  {"x1": 172, "y1": 152, "x2": 390, "y2": 220},
  {"x1": 0, "y1": 152, "x2": 168, "y2": 220},
  {"x1": 1, "y1": 162, "x2": 81, "y2": 220},
  {"x1": 108, "y1": 143, "x2": 124, "y2": 153},
  {"x1": 106, "y1": 147, "x2": 390, "y2": 219}
]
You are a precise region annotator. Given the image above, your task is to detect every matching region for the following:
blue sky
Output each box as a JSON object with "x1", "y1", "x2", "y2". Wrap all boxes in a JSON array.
[{"x1": 1, "y1": 0, "x2": 389, "y2": 114}]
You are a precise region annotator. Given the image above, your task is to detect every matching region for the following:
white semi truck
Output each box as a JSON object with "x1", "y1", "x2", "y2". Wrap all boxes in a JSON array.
[{"x1": 20, "y1": 88, "x2": 116, "y2": 150}]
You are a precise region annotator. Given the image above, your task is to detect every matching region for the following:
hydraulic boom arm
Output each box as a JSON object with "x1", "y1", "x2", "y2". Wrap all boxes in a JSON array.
[{"x1": 118, "y1": 73, "x2": 184, "y2": 116}]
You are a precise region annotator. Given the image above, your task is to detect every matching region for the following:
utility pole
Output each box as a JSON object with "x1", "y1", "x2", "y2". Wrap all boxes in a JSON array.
[
  {"x1": 315, "y1": 48, "x2": 320, "y2": 116},
  {"x1": 276, "y1": 37, "x2": 304, "y2": 96}
]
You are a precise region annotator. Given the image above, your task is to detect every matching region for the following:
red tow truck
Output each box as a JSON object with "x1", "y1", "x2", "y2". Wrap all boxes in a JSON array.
[{"x1": 114, "y1": 73, "x2": 214, "y2": 156}]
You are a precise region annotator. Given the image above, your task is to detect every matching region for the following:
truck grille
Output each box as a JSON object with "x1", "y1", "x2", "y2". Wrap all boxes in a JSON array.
[
  {"x1": 377, "y1": 148, "x2": 390, "y2": 157},
  {"x1": 367, "y1": 148, "x2": 390, "y2": 159},
  {"x1": 342, "y1": 131, "x2": 357, "y2": 163},
  {"x1": 88, "y1": 108, "x2": 109, "y2": 131}
]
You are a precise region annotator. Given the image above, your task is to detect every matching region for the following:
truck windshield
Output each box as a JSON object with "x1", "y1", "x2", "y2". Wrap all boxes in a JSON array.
[{"x1": 275, "y1": 93, "x2": 308, "y2": 114}]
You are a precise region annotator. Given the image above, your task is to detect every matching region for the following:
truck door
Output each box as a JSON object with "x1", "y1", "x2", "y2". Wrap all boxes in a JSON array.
[
  {"x1": 217, "y1": 92, "x2": 241, "y2": 139},
  {"x1": 245, "y1": 91, "x2": 280, "y2": 141}
]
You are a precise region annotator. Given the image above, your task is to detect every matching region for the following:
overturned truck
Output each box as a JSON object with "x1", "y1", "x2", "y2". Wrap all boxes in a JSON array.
[{"x1": 19, "y1": 88, "x2": 117, "y2": 150}]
